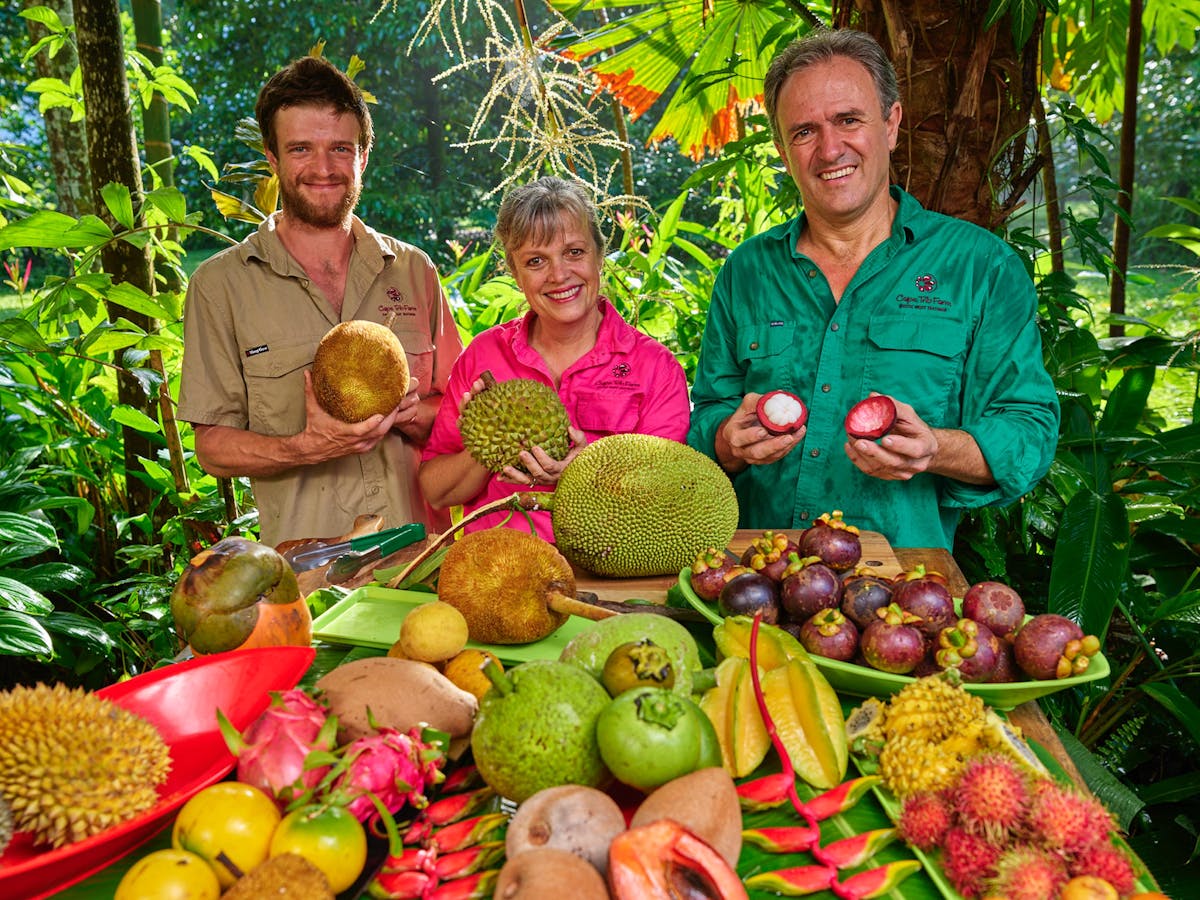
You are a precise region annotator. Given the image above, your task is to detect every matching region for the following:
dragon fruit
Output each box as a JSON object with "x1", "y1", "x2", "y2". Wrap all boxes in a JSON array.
[
  {"x1": 217, "y1": 689, "x2": 338, "y2": 806},
  {"x1": 332, "y1": 726, "x2": 446, "y2": 825}
]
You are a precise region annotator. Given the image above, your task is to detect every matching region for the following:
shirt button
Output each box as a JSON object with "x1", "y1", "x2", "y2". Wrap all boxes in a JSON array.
[
  {"x1": 807, "y1": 269, "x2": 817, "y2": 277},
  {"x1": 830, "y1": 323, "x2": 839, "y2": 332},
  {"x1": 749, "y1": 342, "x2": 759, "y2": 351},
  {"x1": 821, "y1": 384, "x2": 831, "y2": 393},
  {"x1": 369, "y1": 486, "x2": 380, "y2": 496},
  {"x1": 799, "y1": 511, "x2": 810, "y2": 521},
  {"x1": 810, "y1": 448, "x2": 820, "y2": 458}
]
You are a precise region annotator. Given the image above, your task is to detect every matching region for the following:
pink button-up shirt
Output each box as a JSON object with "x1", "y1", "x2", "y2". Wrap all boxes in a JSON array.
[{"x1": 422, "y1": 300, "x2": 691, "y2": 538}]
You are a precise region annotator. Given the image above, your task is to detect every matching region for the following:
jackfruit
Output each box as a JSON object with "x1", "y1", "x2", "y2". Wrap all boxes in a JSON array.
[
  {"x1": 0, "y1": 683, "x2": 171, "y2": 847},
  {"x1": 459, "y1": 373, "x2": 571, "y2": 473},
  {"x1": 551, "y1": 434, "x2": 739, "y2": 577},
  {"x1": 312, "y1": 320, "x2": 410, "y2": 422}
]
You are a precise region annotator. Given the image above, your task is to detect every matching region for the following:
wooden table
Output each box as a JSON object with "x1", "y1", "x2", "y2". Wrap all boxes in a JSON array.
[{"x1": 571, "y1": 529, "x2": 1085, "y2": 790}]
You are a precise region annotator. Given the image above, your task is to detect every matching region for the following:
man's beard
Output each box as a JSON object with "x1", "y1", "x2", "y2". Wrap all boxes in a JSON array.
[{"x1": 278, "y1": 176, "x2": 360, "y2": 228}]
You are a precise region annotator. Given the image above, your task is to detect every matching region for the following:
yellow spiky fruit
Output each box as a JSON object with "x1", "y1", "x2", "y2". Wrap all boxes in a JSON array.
[
  {"x1": 879, "y1": 734, "x2": 969, "y2": 797},
  {"x1": 0, "y1": 683, "x2": 171, "y2": 847},
  {"x1": 883, "y1": 674, "x2": 987, "y2": 744}
]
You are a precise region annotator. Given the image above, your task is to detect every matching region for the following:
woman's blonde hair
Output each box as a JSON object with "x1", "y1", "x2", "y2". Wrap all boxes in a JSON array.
[{"x1": 494, "y1": 177, "x2": 606, "y2": 271}]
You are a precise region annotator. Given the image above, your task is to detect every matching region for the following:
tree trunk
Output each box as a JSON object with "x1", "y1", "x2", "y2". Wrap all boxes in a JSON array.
[
  {"x1": 831, "y1": 0, "x2": 1042, "y2": 230},
  {"x1": 74, "y1": 0, "x2": 159, "y2": 529},
  {"x1": 24, "y1": 0, "x2": 94, "y2": 217},
  {"x1": 1034, "y1": 94, "x2": 1064, "y2": 274},
  {"x1": 1109, "y1": 0, "x2": 1144, "y2": 340}
]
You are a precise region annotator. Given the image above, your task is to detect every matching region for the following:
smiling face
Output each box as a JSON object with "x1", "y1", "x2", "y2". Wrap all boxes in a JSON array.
[
  {"x1": 266, "y1": 104, "x2": 366, "y2": 229},
  {"x1": 510, "y1": 212, "x2": 603, "y2": 331},
  {"x1": 773, "y1": 55, "x2": 901, "y2": 231}
]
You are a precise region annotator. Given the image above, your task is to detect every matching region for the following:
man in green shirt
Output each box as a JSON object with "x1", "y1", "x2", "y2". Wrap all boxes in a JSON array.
[{"x1": 686, "y1": 29, "x2": 1059, "y2": 549}]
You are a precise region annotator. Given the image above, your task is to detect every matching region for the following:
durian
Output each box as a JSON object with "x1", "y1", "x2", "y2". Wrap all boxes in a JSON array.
[
  {"x1": 312, "y1": 320, "x2": 411, "y2": 423},
  {"x1": 459, "y1": 372, "x2": 571, "y2": 473},
  {"x1": 0, "y1": 683, "x2": 171, "y2": 848}
]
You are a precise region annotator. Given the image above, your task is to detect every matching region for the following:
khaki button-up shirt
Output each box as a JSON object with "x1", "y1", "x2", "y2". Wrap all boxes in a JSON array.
[{"x1": 177, "y1": 215, "x2": 462, "y2": 546}]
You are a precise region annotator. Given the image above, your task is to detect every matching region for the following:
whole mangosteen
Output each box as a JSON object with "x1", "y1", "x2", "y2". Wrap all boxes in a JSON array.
[
  {"x1": 860, "y1": 604, "x2": 926, "y2": 674},
  {"x1": 892, "y1": 567, "x2": 956, "y2": 641},
  {"x1": 841, "y1": 571, "x2": 893, "y2": 629},
  {"x1": 799, "y1": 609, "x2": 859, "y2": 662},
  {"x1": 718, "y1": 572, "x2": 780, "y2": 625},
  {"x1": 1013, "y1": 614, "x2": 1101, "y2": 680},
  {"x1": 779, "y1": 555, "x2": 843, "y2": 623},
  {"x1": 961, "y1": 580, "x2": 1026, "y2": 641},
  {"x1": 934, "y1": 618, "x2": 1001, "y2": 683},
  {"x1": 740, "y1": 531, "x2": 798, "y2": 582},
  {"x1": 798, "y1": 511, "x2": 862, "y2": 572},
  {"x1": 690, "y1": 547, "x2": 738, "y2": 603}
]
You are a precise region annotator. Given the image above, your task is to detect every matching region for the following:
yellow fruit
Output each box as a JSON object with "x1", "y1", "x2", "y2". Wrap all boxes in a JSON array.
[
  {"x1": 443, "y1": 648, "x2": 502, "y2": 700},
  {"x1": 0, "y1": 683, "x2": 171, "y2": 848},
  {"x1": 698, "y1": 657, "x2": 770, "y2": 778},
  {"x1": 762, "y1": 656, "x2": 848, "y2": 790},
  {"x1": 1060, "y1": 876, "x2": 1120, "y2": 900},
  {"x1": 312, "y1": 320, "x2": 410, "y2": 422},
  {"x1": 115, "y1": 849, "x2": 221, "y2": 900},
  {"x1": 551, "y1": 434, "x2": 739, "y2": 577},
  {"x1": 172, "y1": 782, "x2": 281, "y2": 888},
  {"x1": 400, "y1": 601, "x2": 470, "y2": 662},
  {"x1": 270, "y1": 803, "x2": 367, "y2": 893}
]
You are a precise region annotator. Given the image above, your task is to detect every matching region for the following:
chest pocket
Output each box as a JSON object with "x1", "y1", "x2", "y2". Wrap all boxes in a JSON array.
[
  {"x1": 735, "y1": 322, "x2": 796, "y2": 394},
  {"x1": 242, "y1": 340, "x2": 316, "y2": 436},
  {"x1": 395, "y1": 330, "x2": 435, "y2": 395},
  {"x1": 864, "y1": 315, "x2": 968, "y2": 424},
  {"x1": 573, "y1": 389, "x2": 642, "y2": 435}
]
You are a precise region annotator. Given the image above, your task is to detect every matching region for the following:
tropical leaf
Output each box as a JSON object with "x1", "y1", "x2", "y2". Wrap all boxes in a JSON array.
[
  {"x1": 1047, "y1": 489, "x2": 1129, "y2": 638},
  {"x1": 0, "y1": 609, "x2": 53, "y2": 656},
  {"x1": 551, "y1": 0, "x2": 804, "y2": 159},
  {"x1": 1140, "y1": 681, "x2": 1200, "y2": 751},
  {"x1": 0, "y1": 511, "x2": 59, "y2": 566}
]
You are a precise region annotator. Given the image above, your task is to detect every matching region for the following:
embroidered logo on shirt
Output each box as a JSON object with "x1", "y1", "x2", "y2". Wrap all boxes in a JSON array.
[
  {"x1": 612, "y1": 363, "x2": 631, "y2": 378},
  {"x1": 245, "y1": 345, "x2": 269, "y2": 357},
  {"x1": 915, "y1": 274, "x2": 937, "y2": 292},
  {"x1": 896, "y1": 274, "x2": 950, "y2": 312},
  {"x1": 380, "y1": 286, "x2": 418, "y2": 319}
]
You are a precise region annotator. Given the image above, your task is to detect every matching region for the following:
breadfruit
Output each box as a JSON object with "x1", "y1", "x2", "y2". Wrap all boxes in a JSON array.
[
  {"x1": 312, "y1": 320, "x2": 410, "y2": 422},
  {"x1": 0, "y1": 683, "x2": 171, "y2": 847},
  {"x1": 459, "y1": 372, "x2": 571, "y2": 473},
  {"x1": 437, "y1": 529, "x2": 575, "y2": 644},
  {"x1": 551, "y1": 434, "x2": 739, "y2": 577}
]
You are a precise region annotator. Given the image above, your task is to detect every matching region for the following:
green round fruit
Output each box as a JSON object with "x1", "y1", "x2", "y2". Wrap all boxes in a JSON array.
[
  {"x1": 472, "y1": 659, "x2": 611, "y2": 802},
  {"x1": 596, "y1": 686, "x2": 710, "y2": 792},
  {"x1": 269, "y1": 803, "x2": 367, "y2": 893}
]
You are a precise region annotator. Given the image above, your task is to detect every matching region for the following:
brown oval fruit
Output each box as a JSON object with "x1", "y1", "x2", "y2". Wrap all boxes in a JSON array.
[
  {"x1": 312, "y1": 320, "x2": 409, "y2": 422},
  {"x1": 505, "y1": 784, "x2": 626, "y2": 875}
]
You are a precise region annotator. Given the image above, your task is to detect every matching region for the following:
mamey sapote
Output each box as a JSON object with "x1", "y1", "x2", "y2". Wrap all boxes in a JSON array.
[
  {"x1": 608, "y1": 819, "x2": 748, "y2": 899},
  {"x1": 311, "y1": 320, "x2": 409, "y2": 422},
  {"x1": 171, "y1": 537, "x2": 311, "y2": 655}
]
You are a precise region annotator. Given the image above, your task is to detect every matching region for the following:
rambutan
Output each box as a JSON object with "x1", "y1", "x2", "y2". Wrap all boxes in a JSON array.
[
  {"x1": 1027, "y1": 779, "x2": 1114, "y2": 856},
  {"x1": 941, "y1": 826, "x2": 1002, "y2": 899},
  {"x1": 1071, "y1": 842, "x2": 1138, "y2": 897},
  {"x1": 987, "y1": 845, "x2": 1070, "y2": 900},
  {"x1": 951, "y1": 753, "x2": 1030, "y2": 842},
  {"x1": 899, "y1": 790, "x2": 952, "y2": 851}
]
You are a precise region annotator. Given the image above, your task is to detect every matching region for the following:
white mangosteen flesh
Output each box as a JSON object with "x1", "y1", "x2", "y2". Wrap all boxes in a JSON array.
[{"x1": 758, "y1": 391, "x2": 807, "y2": 433}]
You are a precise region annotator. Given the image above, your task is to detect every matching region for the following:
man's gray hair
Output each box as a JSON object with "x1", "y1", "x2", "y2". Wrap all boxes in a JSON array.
[
  {"x1": 494, "y1": 177, "x2": 606, "y2": 271},
  {"x1": 763, "y1": 28, "x2": 900, "y2": 142}
]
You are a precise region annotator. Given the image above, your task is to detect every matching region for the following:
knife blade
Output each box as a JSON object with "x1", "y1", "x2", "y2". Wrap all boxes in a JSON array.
[{"x1": 287, "y1": 523, "x2": 427, "y2": 573}]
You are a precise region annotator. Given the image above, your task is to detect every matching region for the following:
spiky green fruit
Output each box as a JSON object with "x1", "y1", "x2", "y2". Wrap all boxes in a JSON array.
[
  {"x1": 551, "y1": 434, "x2": 739, "y2": 577},
  {"x1": 460, "y1": 374, "x2": 571, "y2": 473}
]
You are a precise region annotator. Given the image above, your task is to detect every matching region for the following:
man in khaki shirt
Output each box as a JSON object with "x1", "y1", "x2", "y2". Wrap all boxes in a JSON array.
[{"x1": 177, "y1": 56, "x2": 462, "y2": 547}]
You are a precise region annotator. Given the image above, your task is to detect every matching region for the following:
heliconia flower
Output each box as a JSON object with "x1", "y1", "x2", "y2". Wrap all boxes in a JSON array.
[
  {"x1": 217, "y1": 689, "x2": 338, "y2": 806},
  {"x1": 332, "y1": 726, "x2": 446, "y2": 825}
]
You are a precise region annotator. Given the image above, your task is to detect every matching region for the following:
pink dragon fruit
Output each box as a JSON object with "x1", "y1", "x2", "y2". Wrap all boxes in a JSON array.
[
  {"x1": 332, "y1": 726, "x2": 446, "y2": 825},
  {"x1": 217, "y1": 689, "x2": 338, "y2": 807}
]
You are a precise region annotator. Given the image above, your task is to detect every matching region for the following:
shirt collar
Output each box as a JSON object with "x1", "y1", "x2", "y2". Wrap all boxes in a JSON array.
[
  {"x1": 779, "y1": 184, "x2": 920, "y2": 257},
  {"x1": 239, "y1": 213, "x2": 394, "y2": 275},
  {"x1": 513, "y1": 298, "x2": 630, "y2": 357}
]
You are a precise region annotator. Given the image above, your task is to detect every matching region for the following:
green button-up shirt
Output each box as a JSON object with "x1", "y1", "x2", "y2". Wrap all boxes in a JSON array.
[{"x1": 686, "y1": 188, "x2": 1059, "y2": 549}]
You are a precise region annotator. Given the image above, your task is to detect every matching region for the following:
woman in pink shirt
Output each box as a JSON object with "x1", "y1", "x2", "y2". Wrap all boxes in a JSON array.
[{"x1": 419, "y1": 177, "x2": 691, "y2": 538}]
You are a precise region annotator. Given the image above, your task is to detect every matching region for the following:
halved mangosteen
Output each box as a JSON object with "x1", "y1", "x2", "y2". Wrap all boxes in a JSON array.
[
  {"x1": 756, "y1": 390, "x2": 808, "y2": 435},
  {"x1": 844, "y1": 394, "x2": 897, "y2": 440}
]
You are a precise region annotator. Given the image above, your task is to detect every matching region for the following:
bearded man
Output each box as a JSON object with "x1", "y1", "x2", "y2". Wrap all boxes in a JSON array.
[{"x1": 178, "y1": 56, "x2": 462, "y2": 546}]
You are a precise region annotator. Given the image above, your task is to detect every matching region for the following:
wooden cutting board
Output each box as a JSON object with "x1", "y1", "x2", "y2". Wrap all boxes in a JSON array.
[{"x1": 572, "y1": 528, "x2": 903, "y2": 604}]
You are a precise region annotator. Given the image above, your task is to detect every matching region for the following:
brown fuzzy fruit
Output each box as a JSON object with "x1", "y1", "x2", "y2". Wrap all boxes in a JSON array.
[
  {"x1": 437, "y1": 529, "x2": 577, "y2": 644},
  {"x1": 630, "y1": 767, "x2": 743, "y2": 869},
  {"x1": 505, "y1": 784, "x2": 626, "y2": 875},
  {"x1": 495, "y1": 847, "x2": 610, "y2": 900},
  {"x1": 312, "y1": 320, "x2": 410, "y2": 422}
]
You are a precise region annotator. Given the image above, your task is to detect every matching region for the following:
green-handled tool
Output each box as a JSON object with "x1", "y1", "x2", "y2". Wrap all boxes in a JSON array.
[
  {"x1": 325, "y1": 524, "x2": 428, "y2": 582},
  {"x1": 287, "y1": 523, "x2": 426, "y2": 573}
]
